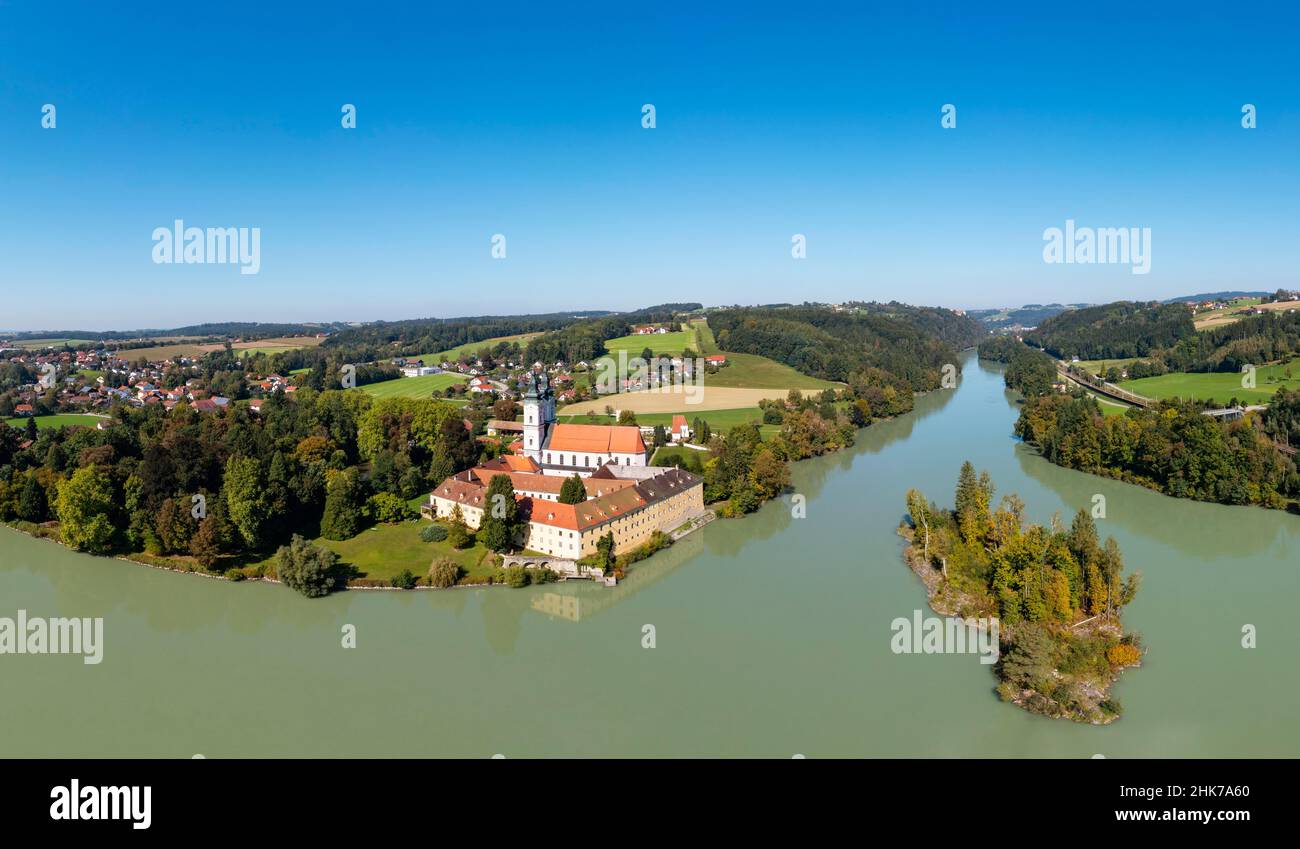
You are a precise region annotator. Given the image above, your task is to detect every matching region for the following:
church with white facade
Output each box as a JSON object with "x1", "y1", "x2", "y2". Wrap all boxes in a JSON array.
[{"x1": 520, "y1": 372, "x2": 647, "y2": 476}]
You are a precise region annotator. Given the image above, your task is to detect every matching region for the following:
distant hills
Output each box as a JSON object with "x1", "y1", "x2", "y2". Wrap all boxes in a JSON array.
[
  {"x1": 967, "y1": 303, "x2": 1088, "y2": 330},
  {"x1": 1162, "y1": 291, "x2": 1270, "y2": 304}
]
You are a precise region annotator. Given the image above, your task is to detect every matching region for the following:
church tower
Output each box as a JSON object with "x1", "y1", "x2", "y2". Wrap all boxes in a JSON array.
[{"x1": 521, "y1": 374, "x2": 544, "y2": 457}]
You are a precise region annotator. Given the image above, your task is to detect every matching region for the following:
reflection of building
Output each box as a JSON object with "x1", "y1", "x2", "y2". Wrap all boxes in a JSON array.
[
  {"x1": 428, "y1": 460, "x2": 704, "y2": 559},
  {"x1": 529, "y1": 528, "x2": 706, "y2": 623},
  {"x1": 520, "y1": 371, "x2": 646, "y2": 476}
]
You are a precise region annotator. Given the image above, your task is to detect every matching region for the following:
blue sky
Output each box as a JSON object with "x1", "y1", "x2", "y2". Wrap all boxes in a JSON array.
[{"x1": 1, "y1": 1, "x2": 1297, "y2": 331}]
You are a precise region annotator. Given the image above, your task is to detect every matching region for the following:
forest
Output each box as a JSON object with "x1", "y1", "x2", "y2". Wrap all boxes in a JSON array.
[
  {"x1": 977, "y1": 336, "x2": 1058, "y2": 397},
  {"x1": 0, "y1": 388, "x2": 483, "y2": 585},
  {"x1": 1014, "y1": 394, "x2": 1300, "y2": 507},
  {"x1": 902, "y1": 464, "x2": 1142, "y2": 723},
  {"x1": 705, "y1": 304, "x2": 983, "y2": 391},
  {"x1": 1026, "y1": 299, "x2": 1300, "y2": 376},
  {"x1": 1025, "y1": 301, "x2": 1196, "y2": 360}
]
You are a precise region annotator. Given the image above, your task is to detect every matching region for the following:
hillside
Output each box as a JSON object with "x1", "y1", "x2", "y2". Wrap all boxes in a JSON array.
[
  {"x1": 707, "y1": 303, "x2": 983, "y2": 392},
  {"x1": 1025, "y1": 301, "x2": 1196, "y2": 360}
]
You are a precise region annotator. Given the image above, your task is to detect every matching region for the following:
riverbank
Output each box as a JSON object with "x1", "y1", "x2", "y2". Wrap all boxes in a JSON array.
[{"x1": 6, "y1": 350, "x2": 1300, "y2": 756}]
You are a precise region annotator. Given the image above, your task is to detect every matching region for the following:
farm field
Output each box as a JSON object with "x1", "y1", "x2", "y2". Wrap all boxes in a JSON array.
[
  {"x1": 559, "y1": 386, "x2": 789, "y2": 415},
  {"x1": 421, "y1": 332, "x2": 543, "y2": 363},
  {"x1": 1189, "y1": 297, "x2": 1299, "y2": 330},
  {"x1": 562, "y1": 405, "x2": 770, "y2": 431},
  {"x1": 1119, "y1": 362, "x2": 1300, "y2": 405},
  {"x1": 604, "y1": 331, "x2": 694, "y2": 356},
  {"x1": 703, "y1": 352, "x2": 840, "y2": 390},
  {"x1": 358, "y1": 372, "x2": 464, "y2": 399},
  {"x1": 6, "y1": 414, "x2": 106, "y2": 429},
  {"x1": 113, "y1": 336, "x2": 324, "y2": 361},
  {"x1": 9, "y1": 338, "x2": 96, "y2": 350}
]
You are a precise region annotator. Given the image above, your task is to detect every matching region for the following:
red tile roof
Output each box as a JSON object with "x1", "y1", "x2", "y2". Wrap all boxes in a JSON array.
[{"x1": 547, "y1": 423, "x2": 645, "y2": 454}]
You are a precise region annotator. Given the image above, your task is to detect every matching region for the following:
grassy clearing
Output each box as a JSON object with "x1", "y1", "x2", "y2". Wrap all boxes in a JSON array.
[
  {"x1": 604, "y1": 331, "x2": 694, "y2": 356},
  {"x1": 687, "y1": 319, "x2": 719, "y2": 354},
  {"x1": 358, "y1": 372, "x2": 464, "y2": 399},
  {"x1": 6, "y1": 414, "x2": 105, "y2": 430},
  {"x1": 704, "y1": 352, "x2": 840, "y2": 390},
  {"x1": 1073, "y1": 357, "x2": 1147, "y2": 377},
  {"x1": 1119, "y1": 362, "x2": 1300, "y2": 405},
  {"x1": 10, "y1": 338, "x2": 96, "y2": 350},
  {"x1": 246, "y1": 521, "x2": 495, "y2": 584}
]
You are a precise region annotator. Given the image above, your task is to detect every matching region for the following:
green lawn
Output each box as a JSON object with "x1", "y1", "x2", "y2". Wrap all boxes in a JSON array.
[
  {"x1": 421, "y1": 332, "x2": 543, "y2": 364},
  {"x1": 1119, "y1": 362, "x2": 1300, "y2": 405},
  {"x1": 604, "y1": 331, "x2": 695, "y2": 356},
  {"x1": 359, "y1": 372, "x2": 465, "y2": 399},
  {"x1": 12, "y1": 338, "x2": 96, "y2": 350},
  {"x1": 6, "y1": 414, "x2": 106, "y2": 430},
  {"x1": 237, "y1": 346, "x2": 299, "y2": 358},
  {"x1": 704, "y1": 352, "x2": 840, "y2": 390},
  {"x1": 687, "y1": 319, "x2": 719, "y2": 354},
  {"x1": 651, "y1": 444, "x2": 709, "y2": 466},
  {"x1": 248, "y1": 520, "x2": 495, "y2": 584}
]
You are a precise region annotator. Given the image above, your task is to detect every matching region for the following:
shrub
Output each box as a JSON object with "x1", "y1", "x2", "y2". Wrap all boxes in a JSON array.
[
  {"x1": 447, "y1": 522, "x2": 473, "y2": 549},
  {"x1": 1106, "y1": 643, "x2": 1142, "y2": 668},
  {"x1": 369, "y1": 492, "x2": 414, "y2": 524},
  {"x1": 503, "y1": 565, "x2": 530, "y2": 588},
  {"x1": 390, "y1": 569, "x2": 418, "y2": 590},
  {"x1": 275, "y1": 534, "x2": 339, "y2": 598},
  {"x1": 427, "y1": 557, "x2": 462, "y2": 588},
  {"x1": 421, "y1": 523, "x2": 449, "y2": 543}
]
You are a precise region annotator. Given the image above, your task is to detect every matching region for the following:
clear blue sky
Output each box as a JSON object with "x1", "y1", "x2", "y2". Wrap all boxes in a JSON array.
[{"x1": 1, "y1": 1, "x2": 1297, "y2": 331}]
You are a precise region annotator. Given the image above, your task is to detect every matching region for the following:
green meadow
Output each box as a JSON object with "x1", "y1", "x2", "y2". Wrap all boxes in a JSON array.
[
  {"x1": 359, "y1": 372, "x2": 465, "y2": 399},
  {"x1": 6, "y1": 414, "x2": 106, "y2": 430},
  {"x1": 604, "y1": 331, "x2": 695, "y2": 356},
  {"x1": 1119, "y1": 362, "x2": 1300, "y2": 405}
]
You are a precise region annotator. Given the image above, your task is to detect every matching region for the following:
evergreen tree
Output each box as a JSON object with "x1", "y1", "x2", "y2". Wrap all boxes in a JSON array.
[
  {"x1": 477, "y1": 474, "x2": 519, "y2": 551},
  {"x1": 558, "y1": 474, "x2": 586, "y2": 505},
  {"x1": 320, "y1": 467, "x2": 367, "y2": 541}
]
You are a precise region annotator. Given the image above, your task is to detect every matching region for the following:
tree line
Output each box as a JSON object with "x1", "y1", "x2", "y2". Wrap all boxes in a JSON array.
[{"x1": 1014, "y1": 394, "x2": 1300, "y2": 507}]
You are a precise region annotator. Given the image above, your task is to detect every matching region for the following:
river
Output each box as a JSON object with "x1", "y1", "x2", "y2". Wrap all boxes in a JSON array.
[{"x1": 2, "y1": 351, "x2": 1297, "y2": 757}]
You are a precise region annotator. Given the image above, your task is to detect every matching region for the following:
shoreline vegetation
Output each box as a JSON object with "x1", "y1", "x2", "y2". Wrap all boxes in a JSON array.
[
  {"x1": 3, "y1": 303, "x2": 985, "y2": 597},
  {"x1": 978, "y1": 336, "x2": 1300, "y2": 512},
  {"x1": 901, "y1": 463, "x2": 1142, "y2": 724}
]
